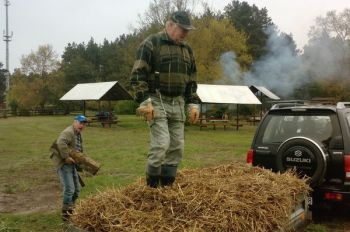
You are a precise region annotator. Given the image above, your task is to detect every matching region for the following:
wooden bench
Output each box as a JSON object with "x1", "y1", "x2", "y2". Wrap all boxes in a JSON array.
[
  {"x1": 230, "y1": 122, "x2": 244, "y2": 130},
  {"x1": 101, "y1": 120, "x2": 119, "y2": 128},
  {"x1": 210, "y1": 120, "x2": 229, "y2": 130},
  {"x1": 199, "y1": 117, "x2": 208, "y2": 130},
  {"x1": 200, "y1": 119, "x2": 229, "y2": 130},
  {"x1": 87, "y1": 117, "x2": 99, "y2": 126},
  {"x1": 247, "y1": 116, "x2": 261, "y2": 125},
  {"x1": 87, "y1": 117, "x2": 119, "y2": 128}
]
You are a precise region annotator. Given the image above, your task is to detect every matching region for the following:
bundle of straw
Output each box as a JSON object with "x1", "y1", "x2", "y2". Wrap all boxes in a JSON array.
[{"x1": 71, "y1": 162, "x2": 310, "y2": 232}]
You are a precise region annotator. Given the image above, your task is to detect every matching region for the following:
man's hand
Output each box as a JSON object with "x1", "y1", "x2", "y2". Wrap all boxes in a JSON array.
[
  {"x1": 65, "y1": 157, "x2": 76, "y2": 164},
  {"x1": 136, "y1": 98, "x2": 154, "y2": 122},
  {"x1": 188, "y1": 104, "x2": 200, "y2": 124}
]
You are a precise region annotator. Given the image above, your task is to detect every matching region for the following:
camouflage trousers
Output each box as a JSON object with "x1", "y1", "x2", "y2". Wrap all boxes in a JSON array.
[{"x1": 146, "y1": 94, "x2": 186, "y2": 176}]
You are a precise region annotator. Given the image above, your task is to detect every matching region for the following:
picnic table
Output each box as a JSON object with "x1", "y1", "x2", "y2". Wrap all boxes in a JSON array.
[
  {"x1": 199, "y1": 117, "x2": 243, "y2": 131},
  {"x1": 209, "y1": 119, "x2": 229, "y2": 130},
  {"x1": 87, "y1": 111, "x2": 119, "y2": 128},
  {"x1": 199, "y1": 118, "x2": 229, "y2": 130},
  {"x1": 247, "y1": 115, "x2": 261, "y2": 125}
]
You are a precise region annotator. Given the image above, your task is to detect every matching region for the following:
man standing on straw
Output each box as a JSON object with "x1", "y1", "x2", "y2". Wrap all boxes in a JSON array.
[
  {"x1": 50, "y1": 115, "x2": 87, "y2": 221},
  {"x1": 130, "y1": 11, "x2": 199, "y2": 188}
]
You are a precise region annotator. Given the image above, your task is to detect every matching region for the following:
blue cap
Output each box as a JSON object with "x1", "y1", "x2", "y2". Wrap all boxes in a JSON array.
[{"x1": 74, "y1": 114, "x2": 87, "y2": 123}]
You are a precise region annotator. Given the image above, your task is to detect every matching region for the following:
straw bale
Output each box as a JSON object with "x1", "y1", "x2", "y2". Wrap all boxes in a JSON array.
[{"x1": 71, "y1": 162, "x2": 310, "y2": 232}]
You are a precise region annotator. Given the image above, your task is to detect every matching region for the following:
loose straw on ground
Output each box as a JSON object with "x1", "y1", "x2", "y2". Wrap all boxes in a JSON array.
[{"x1": 71, "y1": 162, "x2": 310, "y2": 232}]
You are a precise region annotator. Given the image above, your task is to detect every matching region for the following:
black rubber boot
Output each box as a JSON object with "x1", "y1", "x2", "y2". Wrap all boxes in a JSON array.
[
  {"x1": 61, "y1": 204, "x2": 74, "y2": 222},
  {"x1": 146, "y1": 174, "x2": 160, "y2": 188},
  {"x1": 146, "y1": 164, "x2": 161, "y2": 188},
  {"x1": 160, "y1": 176, "x2": 175, "y2": 186},
  {"x1": 62, "y1": 210, "x2": 72, "y2": 222},
  {"x1": 160, "y1": 165, "x2": 177, "y2": 187}
]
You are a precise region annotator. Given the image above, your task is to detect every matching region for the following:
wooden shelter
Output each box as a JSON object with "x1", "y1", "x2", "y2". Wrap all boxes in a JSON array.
[
  {"x1": 249, "y1": 85, "x2": 280, "y2": 120},
  {"x1": 60, "y1": 81, "x2": 133, "y2": 115},
  {"x1": 197, "y1": 84, "x2": 261, "y2": 130}
]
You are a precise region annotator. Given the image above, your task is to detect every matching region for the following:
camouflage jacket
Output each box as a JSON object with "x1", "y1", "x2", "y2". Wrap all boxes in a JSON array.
[{"x1": 130, "y1": 30, "x2": 198, "y2": 104}]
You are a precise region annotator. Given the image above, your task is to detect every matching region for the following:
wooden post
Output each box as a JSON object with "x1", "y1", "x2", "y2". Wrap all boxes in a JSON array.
[
  {"x1": 83, "y1": 101, "x2": 86, "y2": 116},
  {"x1": 236, "y1": 104, "x2": 239, "y2": 130},
  {"x1": 260, "y1": 92, "x2": 263, "y2": 119}
]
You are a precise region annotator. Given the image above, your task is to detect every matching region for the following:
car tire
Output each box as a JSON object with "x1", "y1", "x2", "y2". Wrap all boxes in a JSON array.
[{"x1": 276, "y1": 136, "x2": 328, "y2": 187}]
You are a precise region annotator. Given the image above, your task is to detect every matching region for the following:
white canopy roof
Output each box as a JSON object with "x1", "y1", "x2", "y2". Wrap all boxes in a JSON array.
[
  {"x1": 197, "y1": 84, "x2": 261, "y2": 104},
  {"x1": 60, "y1": 81, "x2": 133, "y2": 101},
  {"x1": 249, "y1": 85, "x2": 280, "y2": 100}
]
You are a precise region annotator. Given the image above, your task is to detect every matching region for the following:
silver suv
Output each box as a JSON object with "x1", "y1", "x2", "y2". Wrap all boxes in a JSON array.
[{"x1": 246, "y1": 101, "x2": 350, "y2": 213}]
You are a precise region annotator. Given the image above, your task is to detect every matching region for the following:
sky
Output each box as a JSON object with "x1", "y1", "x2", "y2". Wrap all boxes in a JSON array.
[{"x1": 0, "y1": 0, "x2": 349, "y2": 73}]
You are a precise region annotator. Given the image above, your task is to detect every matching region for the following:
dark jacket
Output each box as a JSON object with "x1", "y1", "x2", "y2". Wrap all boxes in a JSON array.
[{"x1": 130, "y1": 30, "x2": 198, "y2": 104}]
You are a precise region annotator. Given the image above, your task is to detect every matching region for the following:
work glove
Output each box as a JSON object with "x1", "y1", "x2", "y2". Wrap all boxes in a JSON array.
[
  {"x1": 65, "y1": 157, "x2": 76, "y2": 164},
  {"x1": 136, "y1": 98, "x2": 154, "y2": 122},
  {"x1": 188, "y1": 104, "x2": 200, "y2": 124}
]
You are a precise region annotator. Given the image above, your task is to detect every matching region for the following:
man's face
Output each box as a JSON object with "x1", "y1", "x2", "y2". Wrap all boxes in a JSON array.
[
  {"x1": 169, "y1": 23, "x2": 189, "y2": 44},
  {"x1": 73, "y1": 120, "x2": 86, "y2": 133}
]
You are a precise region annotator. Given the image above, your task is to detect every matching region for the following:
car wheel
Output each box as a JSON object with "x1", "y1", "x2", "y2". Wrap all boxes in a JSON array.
[{"x1": 276, "y1": 136, "x2": 328, "y2": 187}]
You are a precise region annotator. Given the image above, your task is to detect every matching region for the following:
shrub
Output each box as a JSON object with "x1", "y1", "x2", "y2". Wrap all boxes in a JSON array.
[{"x1": 114, "y1": 100, "x2": 138, "y2": 115}]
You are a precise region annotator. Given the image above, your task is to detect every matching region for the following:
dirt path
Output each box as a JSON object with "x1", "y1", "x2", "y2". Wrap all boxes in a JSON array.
[{"x1": 0, "y1": 181, "x2": 61, "y2": 214}]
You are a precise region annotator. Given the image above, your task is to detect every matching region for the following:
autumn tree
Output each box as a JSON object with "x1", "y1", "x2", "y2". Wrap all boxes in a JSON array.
[
  {"x1": 187, "y1": 16, "x2": 252, "y2": 83},
  {"x1": 0, "y1": 63, "x2": 7, "y2": 104},
  {"x1": 306, "y1": 8, "x2": 350, "y2": 80},
  {"x1": 7, "y1": 73, "x2": 41, "y2": 111},
  {"x1": 7, "y1": 69, "x2": 66, "y2": 111},
  {"x1": 137, "y1": 0, "x2": 201, "y2": 30},
  {"x1": 8, "y1": 45, "x2": 64, "y2": 111},
  {"x1": 308, "y1": 8, "x2": 350, "y2": 43},
  {"x1": 20, "y1": 44, "x2": 60, "y2": 77},
  {"x1": 300, "y1": 8, "x2": 350, "y2": 100}
]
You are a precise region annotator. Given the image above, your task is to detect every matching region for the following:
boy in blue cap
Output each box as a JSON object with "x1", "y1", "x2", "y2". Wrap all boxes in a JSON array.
[{"x1": 50, "y1": 114, "x2": 87, "y2": 221}]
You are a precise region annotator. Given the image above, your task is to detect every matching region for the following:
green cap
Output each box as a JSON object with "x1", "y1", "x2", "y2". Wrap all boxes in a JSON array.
[{"x1": 170, "y1": 11, "x2": 195, "y2": 30}]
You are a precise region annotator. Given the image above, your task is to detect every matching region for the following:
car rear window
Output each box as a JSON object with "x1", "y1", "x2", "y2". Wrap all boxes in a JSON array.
[{"x1": 260, "y1": 114, "x2": 333, "y2": 145}]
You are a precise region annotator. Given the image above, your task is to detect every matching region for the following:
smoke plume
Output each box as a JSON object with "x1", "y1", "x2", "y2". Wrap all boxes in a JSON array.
[{"x1": 220, "y1": 25, "x2": 350, "y2": 98}]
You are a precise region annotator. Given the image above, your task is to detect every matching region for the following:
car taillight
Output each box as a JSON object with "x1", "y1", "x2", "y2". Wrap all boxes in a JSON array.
[
  {"x1": 344, "y1": 155, "x2": 350, "y2": 180},
  {"x1": 246, "y1": 149, "x2": 254, "y2": 164},
  {"x1": 324, "y1": 192, "x2": 343, "y2": 201}
]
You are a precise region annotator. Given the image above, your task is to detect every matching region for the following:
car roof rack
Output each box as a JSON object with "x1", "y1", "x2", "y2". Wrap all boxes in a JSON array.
[
  {"x1": 336, "y1": 102, "x2": 350, "y2": 109},
  {"x1": 269, "y1": 100, "x2": 306, "y2": 109},
  {"x1": 270, "y1": 98, "x2": 340, "y2": 110}
]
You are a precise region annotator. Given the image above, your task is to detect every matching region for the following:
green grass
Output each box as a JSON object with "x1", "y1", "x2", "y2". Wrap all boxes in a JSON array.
[
  {"x1": 0, "y1": 115, "x2": 330, "y2": 231},
  {"x1": 0, "y1": 213, "x2": 61, "y2": 232}
]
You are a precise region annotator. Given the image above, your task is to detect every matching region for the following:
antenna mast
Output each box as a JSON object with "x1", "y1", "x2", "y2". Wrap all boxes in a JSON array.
[{"x1": 3, "y1": 0, "x2": 13, "y2": 91}]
